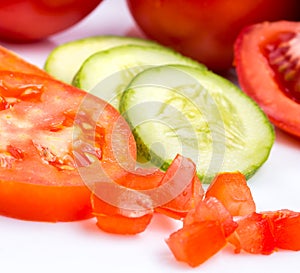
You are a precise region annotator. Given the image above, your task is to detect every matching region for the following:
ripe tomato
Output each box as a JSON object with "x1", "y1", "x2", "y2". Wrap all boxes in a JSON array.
[
  {"x1": 127, "y1": 0, "x2": 300, "y2": 71},
  {"x1": 234, "y1": 21, "x2": 300, "y2": 138},
  {"x1": 0, "y1": 71, "x2": 136, "y2": 222},
  {"x1": 0, "y1": 0, "x2": 102, "y2": 42}
]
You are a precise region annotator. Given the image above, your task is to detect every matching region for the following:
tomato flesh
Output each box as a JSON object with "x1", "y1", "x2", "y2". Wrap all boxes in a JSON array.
[
  {"x1": 166, "y1": 221, "x2": 227, "y2": 267},
  {"x1": 0, "y1": 71, "x2": 136, "y2": 222},
  {"x1": 234, "y1": 21, "x2": 300, "y2": 137},
  {"x1": 184, "y1": 197, "x2": 238, "y2": 237},
  {"x1": 205, "y1": 172, "x2": 256, "y2": 216}
]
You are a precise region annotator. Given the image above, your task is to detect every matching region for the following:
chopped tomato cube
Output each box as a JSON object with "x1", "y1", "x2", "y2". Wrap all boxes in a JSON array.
[
  {"x1": 205, "y1": 172, "x2": 256, "y2": 216},
  {"x1": 264, "y1": 209, "x2": 300, "y2": 251},
  {"x1": 166, "y1": 221, "x2": 227, "y2": 267},
  {"x1": 184, "y1": 196, "x2": 238, "y2": 237},
  {"x1": 228, "y1": 212, "x2": 275, "y2": 254}
]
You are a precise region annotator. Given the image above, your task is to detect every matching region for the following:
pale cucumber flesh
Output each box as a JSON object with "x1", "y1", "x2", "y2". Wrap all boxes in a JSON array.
[
  {"x1": 73, "y1": 44, "x2": 206, "y2": 109},
  {"x1": 120, "y1": 65, "x2": 275, "y2": 183},
  {"x1": 44, "y1": 35, "x2": 162, "y2": 84}
]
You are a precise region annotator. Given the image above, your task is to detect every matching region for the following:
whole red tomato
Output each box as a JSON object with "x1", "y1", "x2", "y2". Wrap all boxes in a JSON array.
[
  {"x1": 0, "y1": 0, "x2": 102, "y2": 42},
  {"x1": 126, "y1": 0, "x2": 300, "y2": 71}
]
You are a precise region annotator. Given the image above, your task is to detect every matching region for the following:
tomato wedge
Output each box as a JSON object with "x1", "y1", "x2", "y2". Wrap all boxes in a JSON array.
[
  {"x1": 0, "y1": 46, "x2": 50, "y2": 77},
  {"x1": 0, "y1": 71, "x2": 136, "y2": 222},
  {"x1": 234, "y1": 21, "x2": 300, "y2": 137}
]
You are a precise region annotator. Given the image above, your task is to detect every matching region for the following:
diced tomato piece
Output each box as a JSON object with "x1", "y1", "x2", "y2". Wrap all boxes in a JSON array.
[
  {"x1": 0, "y1": 46, "x2": 51, "y2": 77},
  {"x1": 205, "y1": 172, "x2": 256, "y2": 216},
  {"x1": 184, "y1": 197, "x2": 238, "y2": 237},
  {"x1": 166, "y1": 221, "x2": 227, "y2": 267},
  {"x1": 264, "y1": 209, "x2": 300, "y2": 251},
  {"x1": 154, "y1": 155, "x2": 205, "y2": 219},
  {"x1": 228, "y1": 212, "x2": 275, "y2": 254}
]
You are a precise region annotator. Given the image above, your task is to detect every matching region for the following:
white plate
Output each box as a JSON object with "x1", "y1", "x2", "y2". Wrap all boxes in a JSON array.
[{"x1": 1, "y1": 1, "x2": 300, "y2": 272}]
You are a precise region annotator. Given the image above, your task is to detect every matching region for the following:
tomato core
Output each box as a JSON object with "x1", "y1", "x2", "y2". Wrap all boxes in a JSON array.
[{"x1": 263, "y1": 31, "x2": 300, "y2": 103}]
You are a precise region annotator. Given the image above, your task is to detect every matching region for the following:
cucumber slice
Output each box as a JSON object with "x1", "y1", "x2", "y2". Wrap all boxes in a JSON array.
[
  {"x1": 120, "y1": 65, "x2": 274, "y2": 183},
  {"x1": 73, "y1": 44, "x2": 205, "y2": 109},
  {"x1": 44, "y1": 35, "x2": 161, "y2": 84}
]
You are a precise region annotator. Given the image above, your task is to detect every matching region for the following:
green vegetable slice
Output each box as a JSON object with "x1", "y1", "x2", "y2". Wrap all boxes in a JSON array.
[
  {"x1": 44, "y1": 35, "x2": 161, "y2": 84},
  {"x1": 73, "y1": 44, "x2": 206, "y2": 109},
  {"x1": 120, "y1": 65, "x2": 274, "y2": 183}
]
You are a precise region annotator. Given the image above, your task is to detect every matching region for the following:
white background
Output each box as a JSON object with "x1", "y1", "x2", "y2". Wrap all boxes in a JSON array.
[{"x1": 1, "y1": 0, "x2": 300, "y2": 272}]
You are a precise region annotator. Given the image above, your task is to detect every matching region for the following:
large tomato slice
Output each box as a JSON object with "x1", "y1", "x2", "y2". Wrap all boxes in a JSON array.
[
  {"x1": 234, "y1": 21, "x2": 300, "y2": 137},
  {"x1": 0, "y1": 71, "x2": 136, "y2": 222},
  {"x1": 0, "y1": 46, "x2": 50, "y2": 77}
]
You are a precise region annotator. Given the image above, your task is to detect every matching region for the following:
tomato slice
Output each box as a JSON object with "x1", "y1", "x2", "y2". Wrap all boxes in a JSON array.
[
  {"x1": 0, "y1": 71, "x2": 136, "y2": 222},
  {"x1": 184, "y1": 196, "x2": 238, "y2": 237},
  {"x1": 205, "y1": 172, "x2": 256, "y2": 216},
  {"x1": 234, "y1": 21, "x2": 300, "y2": 137},
  {"x1": 0, "y1": 46, "x2": 51, "y2": 77},
  {"x1": 166, "y1": 221, "x2": 227, "y2": 267}
]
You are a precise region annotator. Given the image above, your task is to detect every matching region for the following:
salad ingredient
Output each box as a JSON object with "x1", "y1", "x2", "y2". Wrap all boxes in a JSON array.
[
  {"x1": 184, "y1": 196, "x2": 238, "y2": 237},
  {"x1": 126, "y1": 0, "x2": 300, "y2": 71},
  {"x1": 234, "y1": 21, "x2": 300, "y2": 138},
  {"x1": 0, "y1": 0, "x2": 102, "y2": 42},
  {"x1": 120, "y1": 64, "x2": 274, "y2": 183},
  {"x1": 91, "y1": 154, "x2": 204, "y2": 234},
  {"x1": 0, "y1": 70, "x2": 136, "y2": 222},
  {"x1": 44, "y1": 35, "x2": 161, "y2": 84},
  {"x1": 0, "y1": 46, "x2": 50, "y2": 77},
  {"x1": 166, "y1": 221, "x2": 227, "y2": 267},
  {"x1": 206, "y1": 172, "x2": 256, "y2": 216},
  {"x1": 73, "y1": 44, "x2": 205, "y2": 109}
]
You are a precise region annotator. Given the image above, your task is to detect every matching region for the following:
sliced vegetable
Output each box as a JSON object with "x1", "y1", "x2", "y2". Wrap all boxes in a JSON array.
[
  {"x1": 73, "y1": 44, "x2": 205, "y2": 109},
  {"x1": 44, "y1": 35, "x2": 161, "y2": 84},
  {"x1": 205, "y1": 172, "x2": 256, "y2": 216},
  {"x1": 0, "y1": 71, "x2": 136, "y2": 222},
  {"x1": 234, "y1": 20, "x2": 300, "y2": 138},
  {"x1": 120, "y1": 64, "x2": 274, "y2": 183},
  {"x1": 0, "y1": 46, "x2": 50, "y2": 77},
  {"x1": 91, "y1": 154, "x2": 204, "y2": 233}
]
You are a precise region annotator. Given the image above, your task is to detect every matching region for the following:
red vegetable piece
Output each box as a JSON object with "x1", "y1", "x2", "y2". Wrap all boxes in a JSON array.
[
  {"x1": 205, "y1": 172, "x2": 256, "y2": 216},
  {"x1": 184, "y1": 196, "x2": 238, "y2": 237},
  {"x1": 264, "y1": 209, "x2": 300, "y2": 251},
  {"x1": 166, "y1": 221, "x2": 227, "y2": 267},
  {"x1": 155, "y1": 155, "x2": 205, "y2": 219},
  {"x1": 234, "y1": 21, "x2": 300, "y2": 137},
  {"x1": 228, "y1": 212, "x2": 275, "y2": 255}
]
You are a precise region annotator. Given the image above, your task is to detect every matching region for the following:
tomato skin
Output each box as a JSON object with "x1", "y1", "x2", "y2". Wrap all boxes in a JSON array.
[
  {"x1": 0, "y1": 0, "x2": 102, "y2": 42},
  {"x1": 127, "y1": 0, "x2": 300, "y2": 71},
  {"x1": 205, "y1": 172, "x2": 256, "y2": 216},
  {"x1": 234, "y1": 21, "x2": 300, "y2": 138}
]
